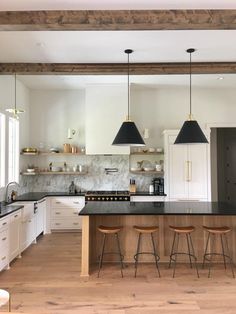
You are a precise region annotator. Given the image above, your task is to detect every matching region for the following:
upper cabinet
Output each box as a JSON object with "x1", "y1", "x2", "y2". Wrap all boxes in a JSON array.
[
  {"x1": 164, "y1": 130, "x2": 210, "y2": 201},
  {"x1": 85, "y1": 85, "x2": 130, "y2": 155}
]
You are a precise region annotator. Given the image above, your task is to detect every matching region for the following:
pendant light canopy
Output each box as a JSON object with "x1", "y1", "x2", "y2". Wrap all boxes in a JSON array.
[
  {"x1": 6, "y1": 73, "x2": 25, "y2": 120},
  {"x1": 112, "y1": 49, "x2": 145, "y2": 146},
  {"x1": 174, "y1": 49, "x2": 208, "y2": 144}
]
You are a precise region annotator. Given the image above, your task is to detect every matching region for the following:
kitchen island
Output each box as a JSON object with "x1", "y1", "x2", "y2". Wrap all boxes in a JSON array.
[{"x1": 79, "y1": 201, "x2": 236, "y2": 276}]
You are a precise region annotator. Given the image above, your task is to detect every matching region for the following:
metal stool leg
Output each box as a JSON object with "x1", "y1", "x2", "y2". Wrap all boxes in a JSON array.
[
  {"x1": 168, "y1": 232, "x2": 176, "y2": 268},
  {"x1": 220, "y1": 234, "x2": 227, "y2": 270},
  {"x1": 134, "y1": 233, "x2": 142, "y2": 277},
  {"x1": 172, "y1": 233, "x2": 179, "y2": 278},
  {"x1": 224, "y1": 234, "x2": 235, "y2": 278},
  {"x1": 208, "y1": 234, "x2": 215, "y2": 278},
  {"x1": 115, "y1": 233, "x2": 124, "y2": 278},
  {"x1": 202, "y1": 232, "x2": 210, "y2": 269},
  {"x1": 151, "y1": 233, "x2": 161, "y2": 277},
  {"x1": 97, "y1": 233, "x2": 106, "y2": 278},
  {"x1": 189, "y1": 233, "x2": 199, "y2": 278},
  {"x1": 186, "y1": 233, "x2": 193, "y2": 268}
]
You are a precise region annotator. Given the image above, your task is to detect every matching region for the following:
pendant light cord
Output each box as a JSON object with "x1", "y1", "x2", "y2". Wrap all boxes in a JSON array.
[
  {"x1": 15, "y1": 73, "x2": 16, "y2": 111},
  {"x1": 189, "y1": 52, "x2": 192, "y2": 117},
  {"x1": 127, "y1": 52, "x2": 130, "y2": 119}
]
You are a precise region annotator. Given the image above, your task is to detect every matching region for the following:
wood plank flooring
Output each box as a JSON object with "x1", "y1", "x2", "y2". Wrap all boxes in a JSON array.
[{"x1": 0, "y1": 233, "x2": 236, "y2": 313}]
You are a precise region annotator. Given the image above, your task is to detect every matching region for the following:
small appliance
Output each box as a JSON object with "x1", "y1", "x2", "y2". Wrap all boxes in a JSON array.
[{"x1": 152, "y1": 178, "x2": 165, "y2": 196}]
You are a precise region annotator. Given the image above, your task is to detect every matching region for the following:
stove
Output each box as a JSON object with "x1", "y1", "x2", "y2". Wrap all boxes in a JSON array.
[{"x1": 85, "y1": 190, "x2": 130, "y2": 202}]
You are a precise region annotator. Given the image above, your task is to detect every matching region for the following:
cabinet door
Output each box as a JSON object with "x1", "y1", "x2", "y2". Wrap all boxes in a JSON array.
[
  {"x1": 36, "y1": 200, "x2": 45, "y2": 237},
  {"x1": 85, "y1": 85, "x2": 130, "y2": 155},
  {"x1": 188, "y1": 144, "x2": 208, "y2": 200},
  {"x1": 21, "y1": 217, "x2": 35, "y2": 252},
  {"x1": 168, "y1": 135, "x2": 189, "y2": 200},
  {"x1": 9, "y1": 210, "x2": 21, "y2": 262}
]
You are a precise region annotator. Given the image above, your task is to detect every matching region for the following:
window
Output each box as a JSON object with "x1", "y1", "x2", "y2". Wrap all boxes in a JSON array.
[
  {"x1": 0, "y1": 113, "x2": 5, "y2": 187},
  {"x1": 8, "y1": 117, "x2": 19, "y2": 183}
]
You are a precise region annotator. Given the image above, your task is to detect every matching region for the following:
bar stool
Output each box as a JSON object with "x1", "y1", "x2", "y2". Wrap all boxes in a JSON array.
[
  {"x1": 202, "y1": 226, "x2": 235, "y2": 278},
  {"x1": 97, "y1": 225, "x2": 124, "y2": 278},
  {"x1": 169, "y1": 225, "x2": 199, "y2": 278},
  {"x1": 0, "y1": 289, "x2": 11, "y2": 312},
  {"x1": 133, "y1": 225, "x2": 161, "y2": 277}
]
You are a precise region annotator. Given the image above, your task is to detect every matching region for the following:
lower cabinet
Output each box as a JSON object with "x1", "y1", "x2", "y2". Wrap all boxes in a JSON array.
[
  {"x1": 9, "y1": 210, "x2": 21, "y2": 262},
  {"x1": 35, "y1": 199, "x2": 46, "y2": 237},
  {"x1": 50, "y1": 197, "x2": 85, "y2": 231},
  {"x1": 20, "y1": 203, "x2": 36, "y2": 252},
  {"x1": 0, "y1": 215, "x2": 10, "y2": 271}
]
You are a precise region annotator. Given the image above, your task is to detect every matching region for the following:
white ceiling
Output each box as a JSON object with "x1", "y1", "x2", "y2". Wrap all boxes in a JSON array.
[
  {"x1": 0, "y1": 30, "x2": 235, "y2": 63},
  {"x1": 18, "y1": 74, "x2": 235, "y2": 90},
  {"x1": 0, "y1": 0, "x2": 236, "y2": 10}
]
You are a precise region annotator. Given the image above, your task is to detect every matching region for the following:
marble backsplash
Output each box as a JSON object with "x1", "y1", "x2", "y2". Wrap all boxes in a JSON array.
[{"x1": 19, "y1": 155, "x2": 161, "y2": 193}]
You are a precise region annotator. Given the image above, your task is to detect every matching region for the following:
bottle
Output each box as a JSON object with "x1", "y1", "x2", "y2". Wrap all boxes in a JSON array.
[
  {"x1": 11, "y1": 190, "x2": 17, "y2": 201},
  {"x1": 69, "y1": 181, "x2": 76, "y2": 194}
]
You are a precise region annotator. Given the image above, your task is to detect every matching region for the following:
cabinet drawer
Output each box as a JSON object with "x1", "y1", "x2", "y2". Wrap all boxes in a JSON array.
[
  {"x1": 51, "y1": 218, "x2": 82, "y2": 230},
  {"x1": 0, "y1": 229, "x2": 8, "y2": 247},
  {"x1": 10, "y1": 210, "x2": 21, "y2": 222},
  {"x1": 51, "y1": 197, "x2": 85, "y2": 208},
  {"x1": 51, "y1": 208, "x2": 81, "y2": 218},
  {"x1": 0, "y1": 216, "x2": 9, "y2": 232}
]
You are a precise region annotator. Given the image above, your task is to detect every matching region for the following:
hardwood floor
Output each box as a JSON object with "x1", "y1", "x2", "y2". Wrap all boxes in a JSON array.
[{"x1": 0, "y1": 232, "x2": 236, "y2": 313}]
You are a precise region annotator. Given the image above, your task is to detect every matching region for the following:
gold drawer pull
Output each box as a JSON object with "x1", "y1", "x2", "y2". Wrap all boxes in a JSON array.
[
  {"x1": 55, "y1": 212, "x2": 61, "y2": 215},
  {"x1": 73, "y1": 223, "x2": 79, "y2": 225},
  {"x1": 2, "y1": 222, "x2": 7, "y2": 226},
  {"x1": 28, "y1": 220, "x2": 31, "y2": 223},
  {"x1": 55, "y1": 223, "x2": 61, "y2": 226},
  {"x1": 73, "y1": 212, "x2": 78, "y2": 215},
  {"x1": 73, "y1": 202, "x2": 80, "y2": 204},
  {"x1": 1, "y1": 256, "x2": 6, "y2": 261},
  {"x1": 2, "y1": 237, "x2": 7, "y2": 241},
  {"x1": 55, "y1": 202, "x2": 61, "y2": 204},
  {"x1": 14, "y1": 214, "x2": 18, "y2": 218}
]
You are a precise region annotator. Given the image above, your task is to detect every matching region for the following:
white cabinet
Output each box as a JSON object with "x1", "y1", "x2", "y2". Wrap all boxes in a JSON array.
[
  {"x1": 130, "y1": 195, "x2": 166, "y2": 202},
  {"x1": 50, "y1": 197, "x2": 85, "y2": 231},
  {"x1": 35, "y1": 199, "x2": 45, "y2": 237},
  {"x1": 0, "y1": 216, "x2": 9, "y2": 271},
  {"x1": 9, "y1": 210, "x2": 21, "y2": 262},
  {"x1": 20, "y1": 203, "x2": 36, "y2": 252},
  {"x1": 164, "y1": 130, "x2": 210, "y2": 201},
  {"x1": 85, "y1": 85, "x2": 130, "y2": 155}
]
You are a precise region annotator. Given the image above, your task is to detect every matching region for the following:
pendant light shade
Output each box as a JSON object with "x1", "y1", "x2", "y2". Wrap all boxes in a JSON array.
[
  {"x1": 6, "y1": 73, "x2": 25, "y2": 120},
  {"x1": 112, "y1": 49, "x2": 145, "y2": 146},
  {"x1": 174, "y1": 49, "x2": 208, "y2": 144}
]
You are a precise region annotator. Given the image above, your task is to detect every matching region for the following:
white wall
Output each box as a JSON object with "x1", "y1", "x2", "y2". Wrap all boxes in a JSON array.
[
  {"x1": 29, "y1": 90, "x2": 85, "y2": 150},
  {"x1": 131, "y1": 85, "x2": 236, "y2": 148},
  {"x1": 0, "y1": 76, "x2": 30, "y2": 201}
]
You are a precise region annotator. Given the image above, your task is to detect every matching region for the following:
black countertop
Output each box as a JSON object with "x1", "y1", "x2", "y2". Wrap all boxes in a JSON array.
[
  {"x1": 79, "y1": 201, "x2": 236, "y2": 216},
  {"x1": 0, "y1": 204, "x2": 24, "y2": 218},
  {"x1": 14, "y1": 191, "x2": 85, "y2": 202}
]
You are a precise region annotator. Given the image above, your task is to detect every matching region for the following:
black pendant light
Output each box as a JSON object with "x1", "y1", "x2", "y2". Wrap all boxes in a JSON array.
[
  {"x1": 112, "y1": 49, "x2": 145, "y2": 146},
  {"x1": 174, "y1": 49, "x2": 208, "y2": 144}
]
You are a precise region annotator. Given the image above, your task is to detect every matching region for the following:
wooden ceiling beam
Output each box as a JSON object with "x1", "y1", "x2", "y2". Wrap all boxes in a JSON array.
[
  {"x1": 0, "y1": 10, "x2": 236, "y2": 31},
  {"x1": 1, "y1": 62, "x2": 236, "y2": 75}
]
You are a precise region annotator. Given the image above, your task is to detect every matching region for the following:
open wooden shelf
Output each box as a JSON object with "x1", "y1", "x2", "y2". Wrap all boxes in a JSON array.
[
  {"x1": 21, "y1": 152, "x2": 85, "y2": 156},
  {"x1": 130, "y1": 170, "x2": 164, "y2": 175},
  {"x1": 130, "y1": 152, "x2": 164, "y2": 155},
  {"x1": 20, "y1": 171, "x2": 87, "y2": 176}
]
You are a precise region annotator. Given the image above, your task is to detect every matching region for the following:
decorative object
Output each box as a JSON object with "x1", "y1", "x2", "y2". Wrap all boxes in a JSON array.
[
  {"x1": 112, "y1": 49, "x2": 145, "y2": 146},
  {"x1": 63, "y1": 143, "x2": 71, "y2": 153},
  {"x1": 174, "y1": 49, "x2": 208, "y2": 144},
  {"x1": 6, "y1": 73, "x2": 25, "y2": 119},
  {"x1": 67, "y1": 128, "x2": 76, "y2": 139}
]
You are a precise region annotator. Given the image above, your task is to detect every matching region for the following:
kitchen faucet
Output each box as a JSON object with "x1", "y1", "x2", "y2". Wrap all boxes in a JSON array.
[{"x1": 5, "y1": 181, "x2": 20, "y2": 202}]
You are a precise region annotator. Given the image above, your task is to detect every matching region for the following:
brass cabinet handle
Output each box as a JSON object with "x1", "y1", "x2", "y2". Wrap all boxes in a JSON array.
[
  {"x1": 14, "y1": 214, "x2": 18, "y2": 218},
  {"x1": 73, "y1": 223, "x2": 79, "y2": 225},
  {"x1": 55, "y1": 202, "x2": 61, "y2": 204},
  {"x1": 55, "y1": 212, "x2": 61, "y2": 215},
  {"x1": 73, "y1": 201, "x2": 80, "y2": 204},
  {"x1": 2, "y1": 237, "x2": 7, "y2": 241},
  {"x1": 73, "y1": 212, "x2": 78, "y2": 215},
  {"x1": 55, "y1": 223, "x2": 61, "y2": 225},
  {"x1": 1, "y1": 256, "x2": 6, "y2": 261},
  {"x1": 28, "y1": 220, "x2": 32, "y2": 223},
  {"x1": 2, "y1": 222, "x2": 7, "y2": 226}
]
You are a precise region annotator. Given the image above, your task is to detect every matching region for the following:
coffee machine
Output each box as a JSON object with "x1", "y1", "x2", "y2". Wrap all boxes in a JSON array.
[{"x1": 152, "y1": 177, "x2": 165, "y2": 195}]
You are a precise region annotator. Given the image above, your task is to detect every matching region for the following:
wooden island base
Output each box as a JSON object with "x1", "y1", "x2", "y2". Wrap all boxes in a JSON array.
[{"x1": 81, "y1": 215, "x2": 236, "y2": 276}]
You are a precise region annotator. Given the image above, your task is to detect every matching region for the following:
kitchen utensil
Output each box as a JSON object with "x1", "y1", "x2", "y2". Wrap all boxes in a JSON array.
[
  {"x1": 131, "y1": 167, "x2": 141, "y2": 171},
  {"x1": 71, "y1": 146, "x2": 77, "y2": 154},
  {"x1": 143, "y1": 167, "x2": 155, "y2": 171},
  {"x1": 26, "y1": 168, "x2": 35, "y2": 173},
  {"x1": 22, "y1": 147, "x2": 38, "y2": 153},
  {"x1": 63, "y1": 143, "x2": 71, "y2": 153},
  {"x1": 50, "y1": 147, "x2": 60, "y2": 153}
]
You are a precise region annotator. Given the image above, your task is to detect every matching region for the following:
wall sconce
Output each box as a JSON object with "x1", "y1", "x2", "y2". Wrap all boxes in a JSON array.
[
  {"x1": 67, "y1": 128, "x2": 76, "y2": 139},
  {"x1": 143, "y1": 128, "x2": 149, "y2": 139}
]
